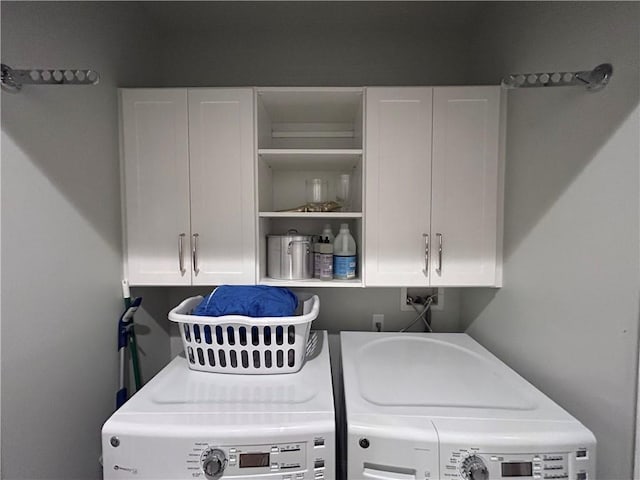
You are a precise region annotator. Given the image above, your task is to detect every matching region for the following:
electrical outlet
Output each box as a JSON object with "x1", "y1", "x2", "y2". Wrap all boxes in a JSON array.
[
  {"x1": 400, "y1": 287, "x2": 444, "y2": 311},
  {"x1": 372, "y1": 314, "x2": 384, "y2": 332}
]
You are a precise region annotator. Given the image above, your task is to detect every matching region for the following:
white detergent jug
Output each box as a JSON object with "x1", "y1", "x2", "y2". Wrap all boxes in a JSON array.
[{"x1": 333, "y1": 223, "x2": 357, "y2": 279}]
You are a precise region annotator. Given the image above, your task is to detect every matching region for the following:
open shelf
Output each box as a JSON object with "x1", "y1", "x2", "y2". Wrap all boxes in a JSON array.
[
  {"x1": 259, "y1": 212, "x2": 362, "y2": 219},
  {"x1": 258, "y1": 216, "x2": 364, "y2": 288},
  {"x1": 256, "y1": 88, "x2": 365, "y2": 288},
  {"x1": 257, "y1": 88, "x2": 363, "y2": 150},
  {"x1": 259, "y1": 277, "x2": 363, "y2": 288},
  {"x1": 258, "y1": 149, "x2": 362, "y2": 155},
  {"x1": 258, "y1": 149, "x2": 362, "y2": 171}
]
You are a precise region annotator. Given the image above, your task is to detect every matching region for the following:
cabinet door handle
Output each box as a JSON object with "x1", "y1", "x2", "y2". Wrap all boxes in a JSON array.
[
  {"x1": 422, "y1": 233, "x2": 429, "y2": 276},
  {"x1": 436, "y1": 233, "x2": 443, "y2": 275},
  {"x1": 192, "y1": 233, "x2": 200, "y2": 276},
  {"x1": 178, "y1": 233, "x2": 186, "y2": 275}
]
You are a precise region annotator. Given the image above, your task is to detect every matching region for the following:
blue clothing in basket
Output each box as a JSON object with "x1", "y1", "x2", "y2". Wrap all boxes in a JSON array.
[{"x1": 193, "y1": 285, "x2": 298, "y2": 318}]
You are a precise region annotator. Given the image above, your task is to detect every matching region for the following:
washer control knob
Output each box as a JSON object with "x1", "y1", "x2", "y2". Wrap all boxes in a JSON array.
[
  {"x1": 202, "y1": 448, "x2": 227, "y2": 480},
  {"x1": 461, "y1": 455, "x2": 489, "y2": 480}
]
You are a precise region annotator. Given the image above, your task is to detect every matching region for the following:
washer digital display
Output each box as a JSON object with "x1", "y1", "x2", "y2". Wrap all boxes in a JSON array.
[
  {"x1": 501, "y1": 462, "x2": 533, "y2": 477},
  {"x1": 239, "y1": 453, "x2": 270, "y2": 468}
]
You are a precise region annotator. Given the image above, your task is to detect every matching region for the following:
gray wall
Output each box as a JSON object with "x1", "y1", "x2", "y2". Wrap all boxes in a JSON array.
[
  {"x1": 461, "y1": 3, "x2": 640, "y2": 479},
  {"x1": 151, "y1": 2, "x2": 481, "y2": 87},
  {"x1": 1, "y1": 3, "x2": 160, "y2": 479}
]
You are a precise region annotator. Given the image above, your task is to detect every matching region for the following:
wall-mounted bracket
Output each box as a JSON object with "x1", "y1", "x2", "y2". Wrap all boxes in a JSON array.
[
  {"x1": 501, "y1": 63, "x2": 612, "y2": 92},
  {"x1": 1, "y1": 63, "x2": 100, "y2": 93}
]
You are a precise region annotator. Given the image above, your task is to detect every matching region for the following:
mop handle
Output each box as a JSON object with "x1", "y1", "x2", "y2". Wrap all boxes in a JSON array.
[{"x1": 122, "y1": 280, "x2": 142, "y2": 391}]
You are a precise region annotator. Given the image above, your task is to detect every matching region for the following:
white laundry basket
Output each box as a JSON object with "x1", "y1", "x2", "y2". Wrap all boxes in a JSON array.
[{"x1": 168, "y1": 294, "x2": 319, "y2": 374}]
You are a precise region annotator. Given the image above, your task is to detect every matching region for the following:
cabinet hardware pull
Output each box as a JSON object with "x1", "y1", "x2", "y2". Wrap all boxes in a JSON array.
[
  {"x1": 436, "y1": 233, "x2": 443, "y2": 275},
  {"x1": 422, "y1": 233, "x2": 429, "y2": 276},
  {"x1": 192, "y1": 233, "x2": 200, "y2": 275},
  {"x1": 178, "y1": 233, "x2": 186, "y2": 275}
]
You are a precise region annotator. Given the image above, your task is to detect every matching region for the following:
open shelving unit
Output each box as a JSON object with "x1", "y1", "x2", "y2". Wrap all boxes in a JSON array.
[{"x1": 256, "y1": 87, "x2": 365, "y2": 287}]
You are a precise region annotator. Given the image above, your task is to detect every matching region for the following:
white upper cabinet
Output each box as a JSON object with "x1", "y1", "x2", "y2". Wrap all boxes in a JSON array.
[
  {"x1": 430, "y1": 86, "x2": 503, "y2": 286},
  {"x1": 120, "y1": 88, "x2": 255, "y2": 286},
  {"x1": 120, "y1": 89, "x2": 191, "y2": 285},
  {"x1": 365, "y1": 87, "x2": 433, "y2": 286},
  {"x1": 364, "y1": 86, "x2": 504, "y2": 287},
  {"x1": 188, "y1": 89, "x2": 256, "y2": 285},
  {"x1": 121, "y1": 85, "x2": 503, "y2": 289}
]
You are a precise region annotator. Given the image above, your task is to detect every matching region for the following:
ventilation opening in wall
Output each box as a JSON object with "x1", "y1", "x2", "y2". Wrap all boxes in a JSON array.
[{"x1": 400, "y1": 287, "x2": 444, "y2": 312}]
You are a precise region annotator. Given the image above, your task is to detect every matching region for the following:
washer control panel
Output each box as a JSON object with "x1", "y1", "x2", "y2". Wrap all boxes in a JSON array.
[
  {"x1": 190, "y1": 441, "x2": 315, "y2": 478},
  {"x1": 482, "y1": 453, "x2": 569, "y2": 479},
  {"x1": 444, "y1": 448, "x2": 591, "y2": 479}
]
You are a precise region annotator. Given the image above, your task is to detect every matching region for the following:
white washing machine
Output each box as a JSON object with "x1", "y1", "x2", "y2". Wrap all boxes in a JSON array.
[
  {"x1": 102, "y1": 331, "x2": 334, "y2": 480},
  {"x1": 340, "y1": 332, "x2": 596, "y2": 480}
]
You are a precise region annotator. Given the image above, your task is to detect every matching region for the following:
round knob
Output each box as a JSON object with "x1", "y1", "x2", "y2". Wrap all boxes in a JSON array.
[
  {"x1": 202, "y1": 449, "x2": 227, "y2": 480},
  {"x1": 461, "y1": 455, "x2": 489, "y2": 480}
]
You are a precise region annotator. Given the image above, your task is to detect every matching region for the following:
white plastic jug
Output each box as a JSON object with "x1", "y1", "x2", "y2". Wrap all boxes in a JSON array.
[{"x1": 333, "y1": 223, "x2": 357, "y2": 279}]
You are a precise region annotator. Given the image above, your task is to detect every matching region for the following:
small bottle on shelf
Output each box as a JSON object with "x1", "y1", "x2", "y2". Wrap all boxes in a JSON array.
[
  {"x1": 333, "y1": 223, "x2": 357, "y2": 280},
  {"x1": 336, "y1": 173, "x2": 351, "y2": 211},
  {"x1": 319, "y1": 237, "x2": 334, "y2": 281},
  {"x1": 322, "y1": 224, "x2": 335, "y2": 243},
  {"x1": 313, "y1": 235, "x2": 323, "y2": 279}
]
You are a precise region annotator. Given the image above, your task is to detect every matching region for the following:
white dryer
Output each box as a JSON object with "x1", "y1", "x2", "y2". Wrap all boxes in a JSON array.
[
  {"x1": 102, "y1": 331, "x2": 334, "y2": 480},
  {"x1": 340, "y1": 332, "x2": 595, "y2": 480}
]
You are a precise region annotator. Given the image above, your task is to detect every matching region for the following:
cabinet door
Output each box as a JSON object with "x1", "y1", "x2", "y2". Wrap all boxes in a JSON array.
[
  {"x1": 188, "y1": 89, "x2": 256, "y2": 285},
  {"x1": 365, "y1": 87, "x2": 433, "y2": 286},
  {"x1": 121, "y1": 89, "x2": 191, "y2": 285},
  {"x1": 430, "y1": 87, "x2": 503, "y2": 286}
]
